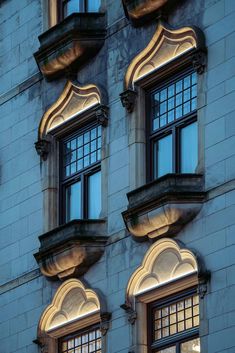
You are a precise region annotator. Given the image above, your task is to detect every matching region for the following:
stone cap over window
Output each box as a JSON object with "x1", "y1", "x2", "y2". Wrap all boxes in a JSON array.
[
  {"x1": 122, "y1": 174, "x2": 205, "y2": 240},
  {"x1": 34, "y1": 12, "x2": 106, "y2": 80},
  {"x1": 34, "y1": 219, "x2": 107, "y2": 280}
]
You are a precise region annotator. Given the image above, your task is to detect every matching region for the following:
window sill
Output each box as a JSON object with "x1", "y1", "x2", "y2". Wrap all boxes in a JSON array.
[
  {"x1": 34, "y1": 12, "x2": 106, "y2": 80},
  {"x1": 122, "y1": 0, "x2": 177, "y2": 26},
  {"x1": 122, "y1": 174, "x2": 205, "y2": 240},
  {"x1": 34, "y1": 219, "x2": 107, "y2": 280}
]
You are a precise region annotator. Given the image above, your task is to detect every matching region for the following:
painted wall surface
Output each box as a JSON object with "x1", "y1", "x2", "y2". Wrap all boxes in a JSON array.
[{"x1": 0, "y1": 0, "x2": 235, "y2": 352}]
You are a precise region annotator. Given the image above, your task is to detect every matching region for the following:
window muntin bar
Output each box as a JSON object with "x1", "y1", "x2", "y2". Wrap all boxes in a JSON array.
[
  {"x1": 60, "y1": 327, "x2": 101, "y2": 353},
  {"x1": 151, "y1": 72, "x2": 197, "y2": 132}
]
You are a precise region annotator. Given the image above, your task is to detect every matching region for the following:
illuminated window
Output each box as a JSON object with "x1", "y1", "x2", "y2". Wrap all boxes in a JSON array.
[
  {"x1": 60, "y1": 326, "x2": 102, "y2": 353},
  {"x1": 59, "y1": 0, "x2": 101, "y2": 19},
  {"x1": 148, "y1": 289, "x2": 200, "y2": 353},
  {"x1": 60, "y1": 123, "x2": 101, "y2": 222},
  {"x1": 147, "y1": 70, "x2": 198, "y2": 180}
]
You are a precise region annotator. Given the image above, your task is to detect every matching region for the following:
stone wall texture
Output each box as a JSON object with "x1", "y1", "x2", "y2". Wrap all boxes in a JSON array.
[{"x1": 0, "y1": 0, "x2": 235, "y2": 352}]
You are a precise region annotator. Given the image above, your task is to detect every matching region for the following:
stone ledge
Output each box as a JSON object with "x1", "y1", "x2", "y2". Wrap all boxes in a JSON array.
[
  {"x1": 34, "y1": 12, "x2": 106, "y2": 80},
  {"x1": 122, "y1": 0, "x2": 177, "y2": 26},
  {"x1": 122, "y1": 174, "x2": 205, "y2": 240},
  {"x1": 34, "y1": 220, "x2": 107, "y2": 280}
]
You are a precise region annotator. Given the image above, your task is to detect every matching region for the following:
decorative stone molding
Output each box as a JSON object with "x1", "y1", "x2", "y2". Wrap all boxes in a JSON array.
[
  {"x1": 122, "y1": 0, "x2": 177, "y2": 26},
  {"x1": 34, "y1": 219, "x2": 107, "y2": 280},
  {"x1": 126, "y1": 238, "x2": 198, "y2": 304},
  {"x1": 122, "y1": 174, "x2": 205, "y2": 240},
  {"x1": 124, "y1": 22, "x2": 206, "y2": 91},
  {"x1": 100, "y1": 312, "x2": 112, "y2": 336},
  {"x1": 38, "y1": 81, "x2": 104, "y2": 140},
  {"x1": 35, "y1": 139, "x2": 51, "y2": 161},
  {"x1": 34, "y1": 13, "x2": 106, "y2": 80},
  {"x1": 120, "y1": 89, "x2": 137, "y2": 114},
  {"x1": 95, "y1": 105, "x2": 109, "y2": 127},
  {"x1": 191, "y1": 50, "x2": 207, "y2": 75},
  {"x1": 120, "y1": 303, "x2": 137, "y2": 325}
]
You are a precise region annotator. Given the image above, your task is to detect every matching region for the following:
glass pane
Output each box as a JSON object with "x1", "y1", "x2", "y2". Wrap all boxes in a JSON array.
[
  {"x1": 157, "y1": 347, "x2": 176, "y2": 353},
  {"x1": 88, "y1": 171, "x2": 101, "y2": 218},
  {"x1": 87, "y1": 0, "x2": 101, "y2": 11},
  {"x1": 181, "y1": 338, "x2": 200, "y2": 353},
  {"x1": 66, "y1": 181, "x2": 81, "y2": 221},
  {"x1": 180, "y1": 121, "x2": 198, "y2": 173},
  {"x1": 64, "y1": 0, "x2": 84, "y2": 17},
  {"x1": 154, "y1": 134, "x2": 172, "y2": 178}
]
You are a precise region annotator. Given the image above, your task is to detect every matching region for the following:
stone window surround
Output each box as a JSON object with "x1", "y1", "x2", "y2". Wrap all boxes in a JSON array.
[
  {"x1": 36, "y1": 279, "x2": 111, "y2": 353},
  {"x1": 120, "y1": 22, "x2": 206, "y2": 193},
  {"x1": 121, "y1": 238, "x2": 210, "y2": 353},
  {"x1": 35, "y1": 81, "x2": 109, "y2": 233}
]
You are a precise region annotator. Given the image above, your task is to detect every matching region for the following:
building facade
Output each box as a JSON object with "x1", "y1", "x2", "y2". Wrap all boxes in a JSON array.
[{"x1": 0, "y1": 0, "x2": 235, "y2": 352}]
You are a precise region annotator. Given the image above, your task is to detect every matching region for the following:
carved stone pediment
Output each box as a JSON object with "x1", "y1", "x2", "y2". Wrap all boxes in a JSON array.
[
  {"x1": 122, "y1": 174, "x2": 205, "y2": 240},
  {"x1": 34, "y1": 220, "x2": 107, "y2": 280},
  {"x1": 34, "y1": 13, "x2": 106, "y2": 80}
]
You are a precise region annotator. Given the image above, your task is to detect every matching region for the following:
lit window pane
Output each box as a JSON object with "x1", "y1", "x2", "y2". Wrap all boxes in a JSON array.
[
  {"x1": 87, "y1": 0, "x2": 101, "y2": 11},
  {"x1": 180, "y1": 121, "x2": 198, "y2": 173},
  {"x1": 154, "y1": 135, "x2": 172, "y2": 178},
  {"x1": 66, "y1": 181, "x2": 82, "y2": 221},
  {"x1": 181, "y1": 338, "x2": 200, "y2": 353},
  {"x1": 88, "y1": 171, "x2": 101, "y2": 218}
]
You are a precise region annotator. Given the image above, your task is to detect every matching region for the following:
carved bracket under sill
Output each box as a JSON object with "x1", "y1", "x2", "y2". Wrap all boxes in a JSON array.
[
  {"x1": 100, "y1": 312, "x2": 112, "y2": 336},
  {"x1": 120, "y1": 303, "x2": 137, "y2": 325},
  {"x1": 34, "y1": 220, "x2": 107, "y2": 280},
  {"x1": 35, "y1": 139, "x2": 51, "y2": 161},
  {"x1": 122, "y1": 174, "x2": 205, "y2": 240},
  {"x1": 120, "y1": 89, "x2": 137, "y2": 114}
]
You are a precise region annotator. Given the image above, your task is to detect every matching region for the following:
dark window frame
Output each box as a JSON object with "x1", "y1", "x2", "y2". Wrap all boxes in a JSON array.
[
  {"x1": 58, "y1": 323, "x2": 101, "y2": 353},
  {"x1": 146, "y1": 67, "x2": 198, "y2": 182},
  {"x1": 147, "y1": 287, "x2": 200, "y2": 353},
  {"x1": 57, "y1": 0, "x2": 100, "y2": 21},
  {"x1": 59, "y1": 120, "x2": 101, "y2": 224}
]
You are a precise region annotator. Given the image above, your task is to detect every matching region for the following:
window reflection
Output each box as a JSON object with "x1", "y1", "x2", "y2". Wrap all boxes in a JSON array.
[
  {"x1": 154, "y1": 134, "x2": 172, "y2": 178},
  {"x1": 180, "y1": 121, "x2": 198, "y2": 173},
  {"x1": 66, "y1": 181, "x2": 82, "y2": 221},
  {"x1": 88, "y1": 171, "x2": 101, "y2": 219}
]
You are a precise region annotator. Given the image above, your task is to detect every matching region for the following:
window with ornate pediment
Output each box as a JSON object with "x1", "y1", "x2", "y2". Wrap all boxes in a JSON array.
[
  {"x1": 121, "y1": 23, "x2": 206, "y2": 241},
  {"x1": 122, "y1": 238, "x2": 210, "y2": 353},
  {"x1": 34, "y1": 81, "x2": 109, "y2": 281},
  {"x1": 36, "y1": 279, "x2": 111, "y2": 353}
]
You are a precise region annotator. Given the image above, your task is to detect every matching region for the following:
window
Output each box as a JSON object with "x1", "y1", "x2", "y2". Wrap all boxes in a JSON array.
[
  {"x1": 148, "y1": 289, "x2": 200, "y2": 353},
  {"x1": 60, "y1": 123, "x2": 102, "y2": 222},
  {"x1": 59, "y1": 325, "x2": 102, "y2": 353},
  {"x1": 147, "y1": 70, "x2": 198, "y2": 180},
  {"x1": 58, "y1": 0, "x2": 101, "y2": 19}
]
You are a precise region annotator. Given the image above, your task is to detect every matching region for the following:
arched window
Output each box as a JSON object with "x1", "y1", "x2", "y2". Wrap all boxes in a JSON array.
[
  {"x1": 123, "y1": 238, "x2": 209, "y2": 353},
  {"x1": 37, "y1": 279, "x2": 110, "y2": 353}
]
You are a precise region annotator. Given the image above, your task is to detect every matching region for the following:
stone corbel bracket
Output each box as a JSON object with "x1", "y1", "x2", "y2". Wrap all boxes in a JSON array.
[
  {"x1": 120, "y1": 302, "x2": 137, "y2": 325},
  {"x1": 120, "y1": 89, "x2": 137, "y2": 114},
  {"x1": 95, "y1": 104, "x2": 109, "y2": 127},
  {"x1": 35, "y1": 139, "x2": 51, "y2": 161},
  {"x1": 100, "y1": 312, "x2": 112, "y2": 336},
  {"x1": 191, "y1": 49, "x2": 207, "y2": 75},
  {"x1": 196, "y1": 254, "x2": 211, "y2": 299}
]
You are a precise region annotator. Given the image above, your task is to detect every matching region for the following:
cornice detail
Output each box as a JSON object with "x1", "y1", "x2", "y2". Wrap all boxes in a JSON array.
[
  {"x1": 124, "y1": 22, "x2": 205, "y2": 91},
  {"x1": 38, "y1": 81, "x2": 102, "y2": 139}
]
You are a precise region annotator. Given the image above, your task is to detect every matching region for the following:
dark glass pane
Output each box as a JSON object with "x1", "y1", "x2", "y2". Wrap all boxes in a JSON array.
[
  {"x1": 180, "y1": 338, "x2": 200, "y2": 353},
  {"x1": 154, "y1": 134, "x2": 172, "y2": 178},
  {"x1": 64, "y1": 0, "x2": 84, "y2": 17},
  {"x1": 88, "y1": 171, "x2": 101, "y2": 218},
  {"x1": 87, "y1": 0, "x2": 101, "y2": 11},
  {"x1": 180, "y1": 121, "x2": 198, "y2": 173},
  {"x1": 66, "y1": 181, "x2": 81, "y2": 221}
]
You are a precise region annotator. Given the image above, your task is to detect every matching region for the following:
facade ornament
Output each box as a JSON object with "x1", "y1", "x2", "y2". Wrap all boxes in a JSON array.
[
  {"x1": 120, "y1": 302, "x2": 137, "y2": 325},
  {"x1": 191, "y1": 50, "x2": 207, "y2": 74},
  {"x1": 100, "y1": 312, "x2": 112, "y2": 336},
  {"x1": 95, "y1": 105, "x2": 109, "y2": 127},
  {"x1": 197, "y1": 270, "x2": 211, "y2": 299},
  {"x1": 120, "y1": 89, "x2": 137, "y2": 113},
  {"x1": 33, "y1": 338, "x2": 48, "y2": 353},
  {"x1": 35, "y1": 139, "x2": 50, "y2": 161}
]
